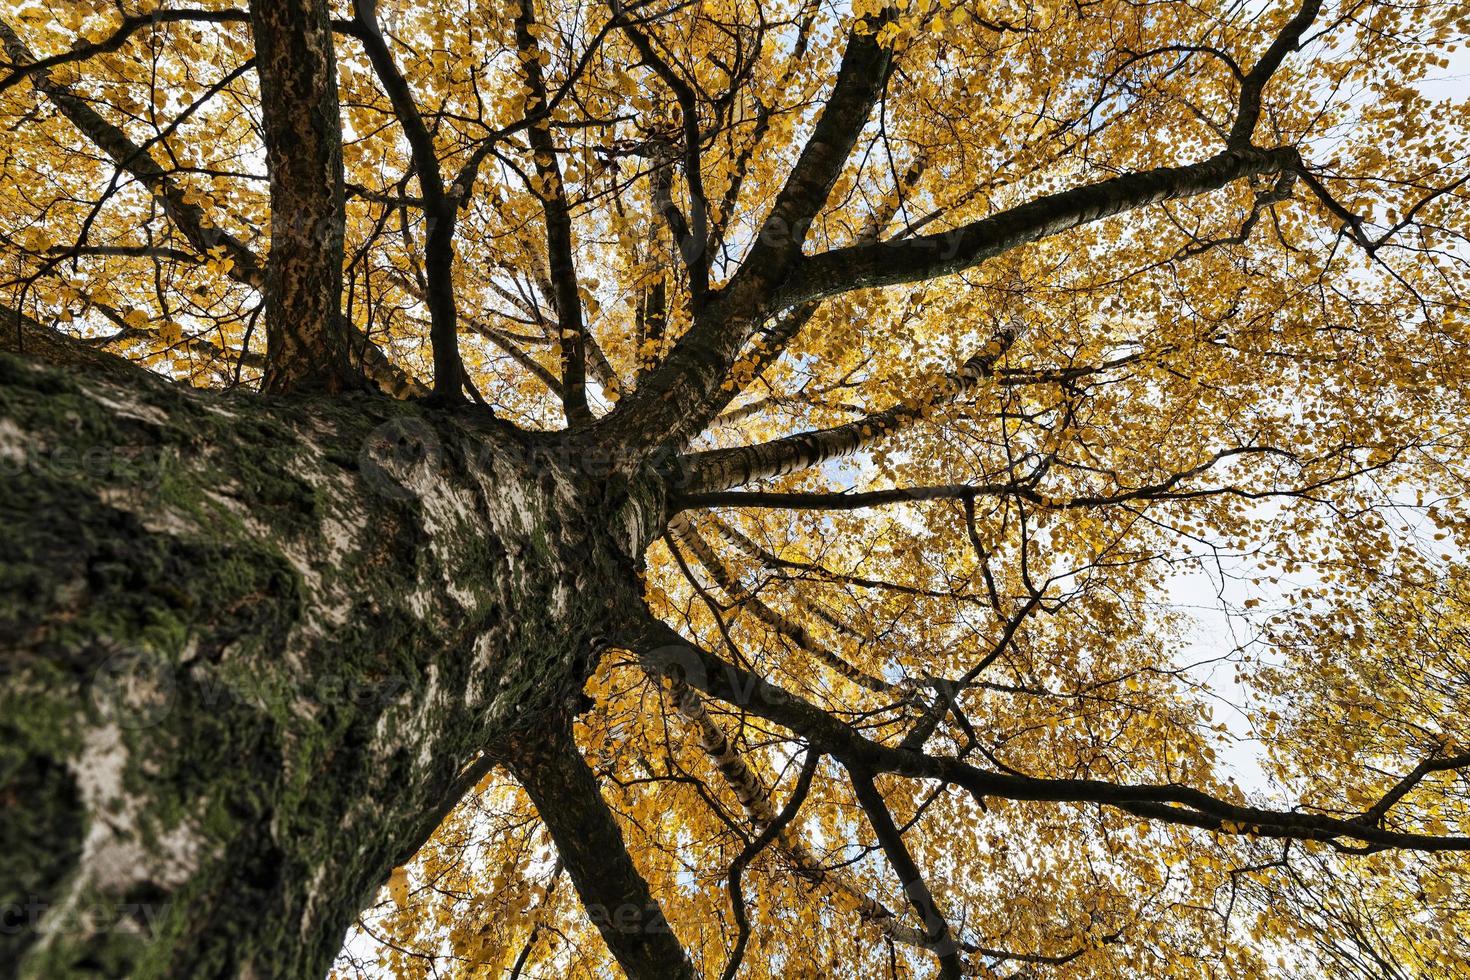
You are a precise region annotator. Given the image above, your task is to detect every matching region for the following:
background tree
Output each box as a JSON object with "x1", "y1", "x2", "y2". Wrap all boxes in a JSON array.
[{"x1": 1, "y1": 0, "x2": 1468, "y2": 977}]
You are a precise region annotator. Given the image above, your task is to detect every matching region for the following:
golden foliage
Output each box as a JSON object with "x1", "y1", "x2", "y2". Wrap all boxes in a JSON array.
[{"x1": 6, "y1": 0, "x2": 1470, "y2": 975}]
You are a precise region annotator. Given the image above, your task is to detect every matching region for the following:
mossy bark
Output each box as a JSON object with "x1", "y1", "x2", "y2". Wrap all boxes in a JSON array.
[{"x1": 0, "y1": 349, "x2": 662, "y2": 978}]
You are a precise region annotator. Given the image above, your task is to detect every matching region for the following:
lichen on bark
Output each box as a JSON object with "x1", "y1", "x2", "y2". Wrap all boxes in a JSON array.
[{"x1": 0, "y1": 347, "x2": 661, "y2": 979}]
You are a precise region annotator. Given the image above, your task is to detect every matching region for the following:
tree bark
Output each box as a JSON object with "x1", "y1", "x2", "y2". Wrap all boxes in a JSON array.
[
  {"x1": 0, "y1": 338, "x2": 664, "y2": 978},
  {"x1": 507, "y1": 731, "x2": 696, "y2": 980},
  {"x1": 249, "y1": 0, "x2": 356, "y2": 394}
]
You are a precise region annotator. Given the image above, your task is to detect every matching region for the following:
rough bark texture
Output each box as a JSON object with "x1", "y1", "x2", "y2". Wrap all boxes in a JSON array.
[
  {"x1": 0, "y1": 342, "x2": 665, "y2": 978},
  {"x1": 249, "y1": 0, "x2": 356, "y2": 393}
]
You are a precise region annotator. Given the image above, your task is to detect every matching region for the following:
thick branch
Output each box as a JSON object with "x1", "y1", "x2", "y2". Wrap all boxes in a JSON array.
[
  {"x1": 0, "y1": 9, "x2": 249, "y2": 93},
  {"x1": 1228, "y1": 0, "x2": 1323, "y2": 147},
  {"x1": 516, "y1": 0, "x2": 593, "y2": 426},
  {"x1": 696, "y1": 151, "x2": 930, "y2": 428},
  {"x1": 249, "y1": 0, "x2": 356, "y2": 393},
  {"x1": 849, "y1": 770, "x2": 962, "y2": 979},
  {"x1": 613, "y1": 15, "x2": 711, "y2": 300},
  {"x1": 633, "y1": 623, "x2": 1470, "y2": 854},
  {"x1": 676, "y1": 445, "x2": 1304, "y2": 512},
  {"x1": 597, "y1": 18, "x2": 895, "y2": 455},
  {"x1": 736, "y1": 21, "x2": 894, "y2": 282},
  {"x1": 352, "y1": 0, "x2": 465, "y2": 402},
  {"x1": 681, "y1": 327, "x2": 1016, "y2": 493},
  {"x1": 509, "y1": 730, "x2": 696, "y2": 980},
  {"x1": 786, "y1": 0, "x2": 1324, "y2": 306},
  {"x1": 784, "y1": 145, "x2": 1302, "y2": 306},
  {"x1": 597, "y1": 11, "x2": 1317, "y2": 459},
  {"x1": 1361, "y1": 752, "x2": 1470, "y2": 827},
  {"x1": 1, "y1": 302, "x2": 136, "y2": 376}
]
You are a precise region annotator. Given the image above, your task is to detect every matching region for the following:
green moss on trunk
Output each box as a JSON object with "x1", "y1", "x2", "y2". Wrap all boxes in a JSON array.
[{"x1": 0, "y1": 352, "x2": 662, "y2": 978}]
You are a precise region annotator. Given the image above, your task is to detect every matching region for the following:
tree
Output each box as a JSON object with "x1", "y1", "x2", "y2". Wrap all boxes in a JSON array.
[{"x1": 1, "y1": 0, "x2": 1468, "y2": 975}]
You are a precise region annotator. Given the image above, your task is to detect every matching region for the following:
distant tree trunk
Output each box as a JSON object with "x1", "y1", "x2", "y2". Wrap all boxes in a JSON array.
[{"x1": 0, "y1": 334, "x2": 664, "y2": 978}]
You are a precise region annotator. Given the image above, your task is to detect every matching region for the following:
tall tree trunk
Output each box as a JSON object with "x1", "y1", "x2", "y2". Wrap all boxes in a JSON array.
[{"x1": 0, "y1": 338, "x2": 664, "y2": 978}]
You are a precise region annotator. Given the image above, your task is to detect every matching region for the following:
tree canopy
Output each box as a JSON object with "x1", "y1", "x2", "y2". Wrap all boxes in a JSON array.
[{"x1": 3, "y1": 0, "x2": 1470, "y2": 976}]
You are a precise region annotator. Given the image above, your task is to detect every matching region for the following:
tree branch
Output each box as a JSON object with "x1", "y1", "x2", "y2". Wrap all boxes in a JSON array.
[
  {"x1": 783, "y1": 145, "x2": 1302, "y2": 306},
  {"x1": 667, "y1": 514, "x2": 891, "y2": 691},
  {"x1": 0, "y1": 301, "x2": 136, "y2": 375},
  {"x1": 849, "y1": 769, "x2": 962, "y2": 979},
  {"x1": 1360, "y1": 751, "x2": 1470, "y2": 828},
  {"x1": 612, "y1": 12, "x2": 711, "y2": 300},
  {"x1": 0, "y1": 16, "x2": 425, "y2": 397},
  {"x1": 681, "y1": 326, "x2": 1017, "y2": 493},
  {"x1": 633, "y1": 621, "x2": 1470, "y2": 854},
  {"x1": 1228, "y1": 0, "x2": 1324, "y2": 148},
  {"x1": 509, "y1": 728, "x2": 696, "y2": 980},
  {"x1": 720, "y1": 749, "x2": 819, "y2": 980},
  {"x1": 0, "y1": 9, "x2": 250, "y2": 93},
  {"x1": 675, "y1": 445, "x2": 1305, "y2": 512},
  {"x1": 597, "y1": 16, "x2": 895, "y2": 455},
  {"x1": 655, "y1": 671, "x2": 955, "y2": 956},
  {"x1": 351, "y1": 0, "x2": 465, "y2": 402},
  {"x1": 515, "y1": 0, "x2": 594, "y2": 426}
]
